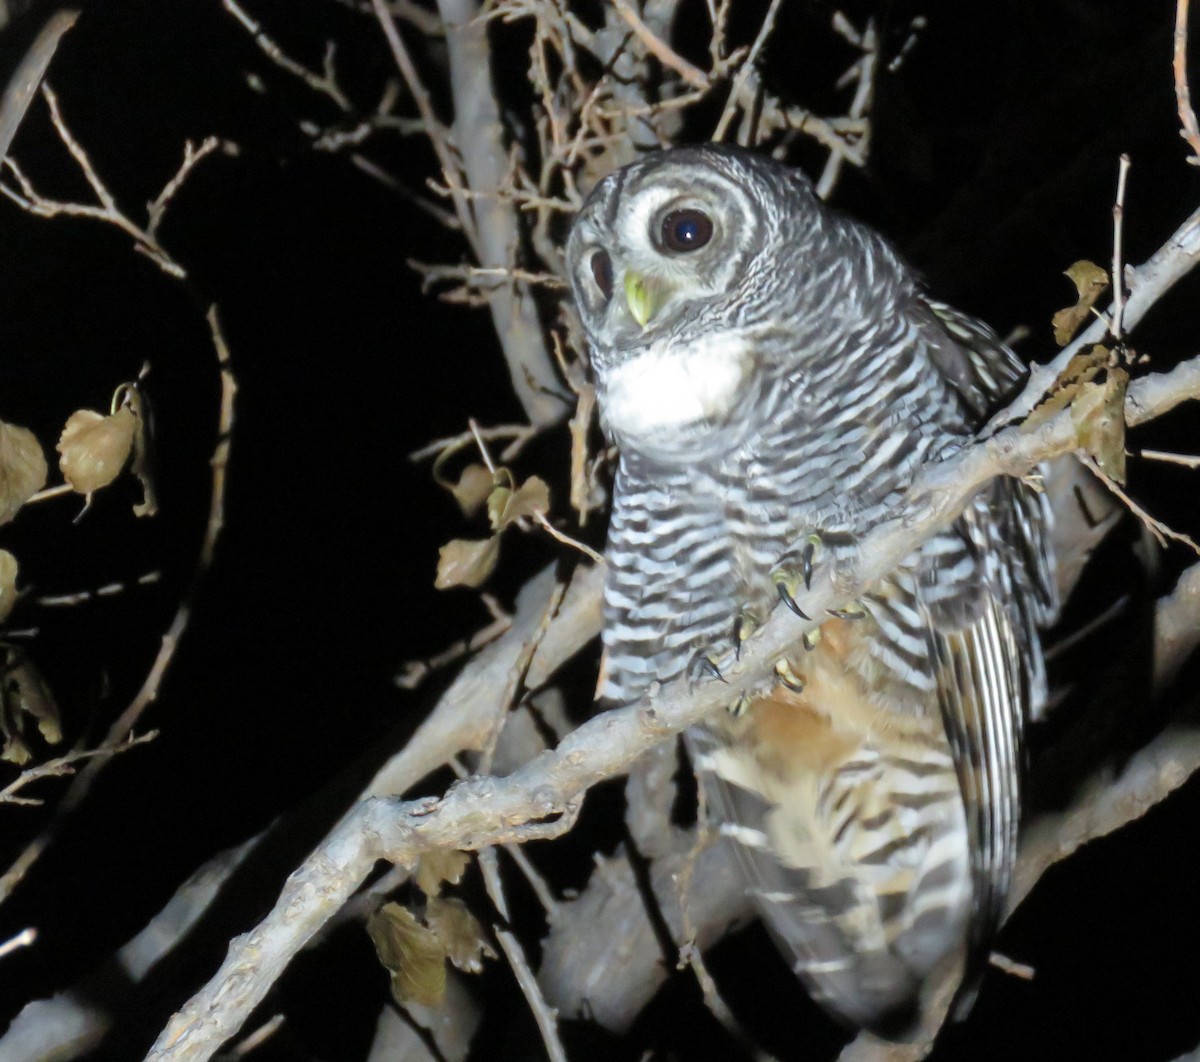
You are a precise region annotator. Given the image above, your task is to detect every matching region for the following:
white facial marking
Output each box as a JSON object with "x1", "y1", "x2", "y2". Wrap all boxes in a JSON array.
[{"x1": 601, "y1": 332, "x2": 753, "y2": 439}]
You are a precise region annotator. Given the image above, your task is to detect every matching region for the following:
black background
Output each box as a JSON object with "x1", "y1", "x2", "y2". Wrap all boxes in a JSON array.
[{"x1": 1, "y1": 1, "x2": 1199, "y2": 1059}]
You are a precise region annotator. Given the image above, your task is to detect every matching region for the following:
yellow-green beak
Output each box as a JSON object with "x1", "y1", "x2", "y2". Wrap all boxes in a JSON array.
[{"x1": 623, "y1": 270, "x2": 670, "y2": 329}]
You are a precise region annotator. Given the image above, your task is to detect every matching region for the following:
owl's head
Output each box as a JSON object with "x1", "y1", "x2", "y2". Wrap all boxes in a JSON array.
[{"x1": 566, "y1": 144, "x2": 823, "y2": 456}]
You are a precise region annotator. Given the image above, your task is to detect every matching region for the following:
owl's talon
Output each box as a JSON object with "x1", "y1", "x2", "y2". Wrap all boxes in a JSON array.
[
  {"x1": 772, "y1": 570, "x2": 811, "y2": 620},
  {"x1": 800, "y1": 534, "x2": 822, "y2": 591},
  {"x1": 803, "y1": 628, "x2": 821, "y2": 652},
  {"x1": 687, "y1": 648, "x2": 726, "y2": 687},
  {"x1": 733, "y1": 606, "x2": 764, "y2": 660},
  {"x1": 774, "y1": 658, "x2": 806, "y2": 693},
  {"x1": 827, "y1": 602, "x2": 868, "y2": 621},
  {"x1": 725, "y1": 692, "x2": 752, "y2": 718}
]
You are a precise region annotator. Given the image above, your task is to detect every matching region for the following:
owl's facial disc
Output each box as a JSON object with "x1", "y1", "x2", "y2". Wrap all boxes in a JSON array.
[{"x1": 566, "y1": 154, "x2": 771, "y2": 451}]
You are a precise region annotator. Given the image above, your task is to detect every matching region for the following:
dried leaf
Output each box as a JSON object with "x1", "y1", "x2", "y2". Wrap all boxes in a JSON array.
[
  {"x1": 57, "y1": 407, "x2": 136, "y2": 499},
  {"x1": 1, "y1": 646, "x2": 61, "y2": 765},
  {"x1": 1072, "y1": 367, "x2": 1129, "y2": 484},
  {"x1": 1024, "y1": 344, "x2": 1110, "y2": 429},
  {"x1": 505, "y1": 476, "x2": 550, "y2": 523},
  {"x1": 486, "y1": 484, "x2": 511, "y2": 531},
  {"x1": 1051, "y1": 260, "x2": 1109, "y2": 346},
  {"x1": 426, "y1": 896, "x2": 496, "y2": 975},
  {"x1": 0, "y1": 421, "x2": 48, "y2": 525},
  {"x1": 0, "y1": 551, "x2": 19, "y2": 623},
  {"x1": 118, "y1": 386, "x2": 158, "y2": 518},
  {"x1": 488, "y1": 475, "x2": 550, "y2": 532},
  {"x1": 367, "y1": 902, "x2": 446, "y2": 1008},
  {"x1": 451, "y1": 463, "x2": 494, "y2": 518},
  {"x1": 435, "y1": 537, "x2": 500, "y2": 590},
  {"x1": 415, "y1": 849, "x2": 470, "y2": 897}
]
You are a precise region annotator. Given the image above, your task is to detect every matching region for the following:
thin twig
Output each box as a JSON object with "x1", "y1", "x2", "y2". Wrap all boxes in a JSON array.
[
  {"x1": 816, "y1": 16, "x2": 878, "y2": 200},
  {"x1": 0, "y1": 927, "x2": 36, "y2": 961},
  {"x1": 477, "y1": 577, "x2": 566, "y2": 776},
  {"x1": 989, "y1": 952, "x2": 1036, "y2": 981},
  {"x1": 148, "y1": 137, "x2": 225, "y2": 238},
  {"x1": 24, "y1": 483, "x2": 75, "y2": 504},
  {"x1": 610, "y1": 0, "x2": 709, "y2": 89},
  {"x1": 712, "y1": 0, "x2": 785, "y2": 142},
  {"x1": 223, "y1": 0, "x2": 353, "y2": 111},
  {"x1": 34, "y1": 571, "x2": 162, "y2": 608},
  {"x1": 1140, "y1": 447, "x2": 1200, "y2": 468},
  {"x1": 1083, "y1": 454, "x2": 1200, "y2": 554},
  {"x1": 0, "y1": 86, "x2": 226, "y2": 280},
  {"x1": 494, "y1": 926, "x2": 568, "y2": 1062},
  {"x1": 0, "y1": 732, "x2": 157, "y2": 805},
  {"x1": 1175, "y1": 0, "x2": 1200, "y2": 165},
  {"x1": 409, "y1": 423, "x2": 536, "y2": 464},
  {"x1": 395, "y1": 599, "x2": 512, "y2": 691},
  {"x1": 1111, "y1": 153, "x2": 1132, "y2": 340},
  {"x1": 533, "y1": 512, "x2": 605, "y2": 564}
]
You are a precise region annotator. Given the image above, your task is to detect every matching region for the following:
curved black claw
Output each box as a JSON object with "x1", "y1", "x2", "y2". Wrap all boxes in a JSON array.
[
  {"x1": 775, "y1": 580, "x2": 811, "y2": 620},
  {"x1": 687, "y1": 647, "x2": 726, "y2": 688},
  {"x1": 800, "y1": 536, "x2": 818, "y2": 592},
  {"x1": 732, "y1": 606, "x2": 764, "y2": 660}
]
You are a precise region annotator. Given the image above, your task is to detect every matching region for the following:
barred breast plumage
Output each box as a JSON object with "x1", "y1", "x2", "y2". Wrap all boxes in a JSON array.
[{"x1": 565, "y1": 143, "x2": 1056, "y2": 1035}]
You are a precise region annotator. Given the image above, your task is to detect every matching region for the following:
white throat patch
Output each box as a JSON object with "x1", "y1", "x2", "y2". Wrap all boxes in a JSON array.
[{"x1": 601, "y1": 332, "x2": 754, "y2": 440}]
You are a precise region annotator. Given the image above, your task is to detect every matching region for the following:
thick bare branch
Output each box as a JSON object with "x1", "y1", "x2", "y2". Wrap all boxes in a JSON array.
[
  {"x1": 146, "y1": 343, "x2": 1200, "y2": 1060},
  {"x1": 0, "y1": 7, "x2": 77, "y2": 162},
  {"x1": 428, "y1": 0, "x2": 567, "y2": 426}
]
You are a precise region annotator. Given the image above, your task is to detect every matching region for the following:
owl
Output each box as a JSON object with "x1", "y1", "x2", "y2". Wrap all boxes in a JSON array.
[{"x1": 565, "y1": 144, "x2": 1056, "y2": 1035}]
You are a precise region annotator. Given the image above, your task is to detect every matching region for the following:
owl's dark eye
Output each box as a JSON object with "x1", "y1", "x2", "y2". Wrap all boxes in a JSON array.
[
  {"x1": 590, "y1": 250, "x2": 614, "y2": 301},
  {"x1": 660, "y1": 209, "x2": 714, "y2": 253}
]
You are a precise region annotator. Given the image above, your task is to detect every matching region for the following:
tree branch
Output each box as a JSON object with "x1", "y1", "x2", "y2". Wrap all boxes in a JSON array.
[
  {"x1": 0, "y1": 6, "x2": 77, "y2": 162},
  {"x1": 993, "y1": 201, "x2": 1200, "y2": 429},
  {"x1": 146, "y1": 340, "x2": 1200, "y2": 1060},
  {"x1": 417, "y1": 0, "x2": 567, "y2": 426}
]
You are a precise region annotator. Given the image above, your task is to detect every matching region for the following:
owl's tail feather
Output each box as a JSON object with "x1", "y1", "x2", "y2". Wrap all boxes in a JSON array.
[{"x1": 688, "y1": 716, "x2": 972, "y2": 1040}]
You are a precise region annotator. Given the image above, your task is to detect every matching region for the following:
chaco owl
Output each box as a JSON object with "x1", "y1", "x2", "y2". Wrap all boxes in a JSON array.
[{"x1": 566, "y1": 144, "x2": 1056, "y2": 1034}]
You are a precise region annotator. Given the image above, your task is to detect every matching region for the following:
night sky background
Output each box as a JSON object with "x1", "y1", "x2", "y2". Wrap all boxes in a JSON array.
[{"x1": 1, "y1": 1, "x2": 1200, "y2": 1060}]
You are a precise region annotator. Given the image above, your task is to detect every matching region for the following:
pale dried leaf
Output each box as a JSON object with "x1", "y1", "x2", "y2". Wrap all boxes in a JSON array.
[
  {"x1": 1072, "y1": 367, "x2": 1129, "y2": 484},
  {"x1": 367, "y1": 902, "x2": 447, "y2": 1008},
  {"x1": 451, "y1": 463, "x2": 494, "y2": 518},
  {"x1": 0, "y1": 550, "x2": 18, "y2": 623},
  {"x1": 489, "y1": 475, "x2": 550, "y2": 532},
  {"x1": 0, "y1": 421, "x2": 48, "y2": 525},
  {"x1": 57, "y1": 407, "x2": 136, "y2": 498},
  {"x1": 435, "y1": 537, "x2": 500, "y2": 589},
  {"x1": 1051, "y1": 260, "x2": 1109, "y2": 346},
  {"x1": 122, "y1": 387, "x2": 158, "y2": 518},
  {"x1": 415, "y1": 849, "x2": 470, "y2": 897},
  {"x1": 504, "y1": 476, "x2": 550, "y2": 524},
  {"x1": 1, "y1": 647, "x2": 61, "y2": 765},
  {"x1": 486, "y1": 484, "x2": 512, "y2": 531},
  {"x1": 426, "y1": 896, "x2": 496, "y2": 975},
  {"x1": 1024, "y1": 344, "x2": 1109, "y2": 429}
]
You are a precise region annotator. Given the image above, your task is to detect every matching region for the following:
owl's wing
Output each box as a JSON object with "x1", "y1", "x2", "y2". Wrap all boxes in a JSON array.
[
  {"x1": 918, "y1": 302, "x2": 1058, "y2": 960},
  {"x1": 922, "y1": 300, "x2": 1026, "y2": 418},
  {"x1": 917, "y1": 498, "x2": 1028, "y2": 955},
  {"x1": 907, "y1": 298, "x2": 1060, "y2": 969}
]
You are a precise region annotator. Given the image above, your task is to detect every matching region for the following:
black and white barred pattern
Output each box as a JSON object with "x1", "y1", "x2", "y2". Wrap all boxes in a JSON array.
[{"x1": 567, "y1": 144, "x2": 1056, "y2": 1033}]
